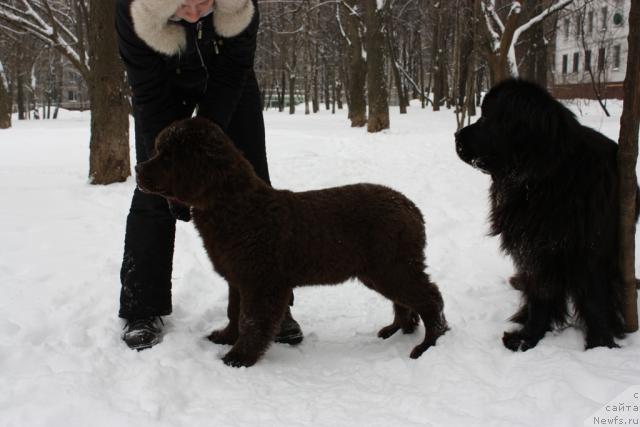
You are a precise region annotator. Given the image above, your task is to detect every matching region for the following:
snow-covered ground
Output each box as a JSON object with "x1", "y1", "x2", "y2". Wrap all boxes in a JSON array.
[{"x1": 1, "y1": 101, "x2": 638, "y2": 427}]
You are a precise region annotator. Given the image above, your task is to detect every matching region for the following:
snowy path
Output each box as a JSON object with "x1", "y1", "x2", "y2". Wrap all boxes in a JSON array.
[{"x1": 0, "y1": 103, "x2": 638, "y2": 427}]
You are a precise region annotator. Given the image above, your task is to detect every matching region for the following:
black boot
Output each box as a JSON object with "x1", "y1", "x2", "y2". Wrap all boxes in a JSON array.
[
  {"x1": 122, "y1": 317, "x2": 164, "y2": 350},
  {"x1": 275, "y1": 308, "x2": 303, "y2": 345}
]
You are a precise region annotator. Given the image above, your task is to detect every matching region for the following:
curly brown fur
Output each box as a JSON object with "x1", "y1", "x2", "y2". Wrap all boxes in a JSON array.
[
  {"x1": 455, "y1": 79, "x2": 638, "y2": 352},
  {"x1": 136, "y1": 117, "x2": 447, "y2": 367}
]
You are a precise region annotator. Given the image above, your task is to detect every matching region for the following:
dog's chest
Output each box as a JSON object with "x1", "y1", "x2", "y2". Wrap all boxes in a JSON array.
[
  {"x1": 490, "y1": 181, "x2": 578, "y2": 262},
  {"x1": 192, "y1": 210, "x2": 268, "y2": 277}
]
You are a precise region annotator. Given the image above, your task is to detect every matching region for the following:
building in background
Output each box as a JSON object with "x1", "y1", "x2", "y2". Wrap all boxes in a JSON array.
[
  {"x1": 551, "y1": 0, "x2": 628, "y2": 99},
  {"x1": 60, "y1": 65, "x2": 89, "y2": 111}
]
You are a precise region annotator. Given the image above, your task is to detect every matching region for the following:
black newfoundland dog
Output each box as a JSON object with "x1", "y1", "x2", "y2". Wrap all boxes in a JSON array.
[
  {"x1": 136, "y1": 117, "x2": 447, "y2": 367},
  {"x1": 455, "y1": 79, "x2": 637, "y2": 351}
]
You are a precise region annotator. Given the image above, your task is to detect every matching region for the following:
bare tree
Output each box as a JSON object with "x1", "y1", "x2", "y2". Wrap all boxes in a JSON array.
[
  {"x1": 453, "y1": 0, "x2": 480, "y2": 129},
  {"x1": 341, "y1": 0, "x2": 367, "y2": 127},
  {"x1": 430, "y1": 0, "x2": 446, "y2": 111},
  {"x1": 0, "y1": 0, "x2": 130, "y2": 184},
  {"x1": 573, "y1": 0, "x2": 616, "y2": 116},
  {"x1": 386, "y1": 2, "x2": 407, "y2": 114},
  {"x1": 481, "y1": 0, "x2": 573, "y2": 83},
  {"x1": 618, "y1": 0, "x2": 640, "y2": 332},
  {"x1": 364, "y1": 0, "x2": 389, "y2": 132},
  {"x1": 87, "y1": 0, "x2": 130, "y2": 184},
  {"x1": 0, "y1": 56, "x2": 10, "y2": 128}
]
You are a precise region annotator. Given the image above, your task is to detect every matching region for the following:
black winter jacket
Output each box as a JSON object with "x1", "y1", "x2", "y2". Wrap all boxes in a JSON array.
[{"x1": 116, "y1": 0, "x2": 259, "y2": 154}]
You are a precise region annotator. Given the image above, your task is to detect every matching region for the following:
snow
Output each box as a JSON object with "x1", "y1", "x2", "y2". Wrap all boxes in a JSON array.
[{"x1": 1, "y1": 101, "x2": 639, "y2": 427}]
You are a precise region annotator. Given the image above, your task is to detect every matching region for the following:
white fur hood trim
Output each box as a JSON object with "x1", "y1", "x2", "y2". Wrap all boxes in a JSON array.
[
  {"x1": 130, "y1": 0, "x2": 186, "y2": 56},
  {"x1": 130, "y1": 0, "x2": 255, "y2": 56},
  {"x1": 213, "y1": 0, "x2": 255, "y2": 38}
]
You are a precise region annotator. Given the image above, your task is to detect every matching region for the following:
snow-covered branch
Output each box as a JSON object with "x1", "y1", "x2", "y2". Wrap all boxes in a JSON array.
[
  {"x1": 508, "y1": 0, "x2": 574, "y2": 77},
  {"x1": 481, "y1": 0, "x2": 574, "y2": 79},
  {"x1": 482, "y1": 1, "x2": 502, "y2": 52},
  {"x1": 0, "y1": 0, "x2": 88, "y2": 75},
  {"x1": 514, "y1": 0, "x2": 573, "y2": 38},
  {"x1": 336, "y1": 3, "x2": 350, "y2": 45}
]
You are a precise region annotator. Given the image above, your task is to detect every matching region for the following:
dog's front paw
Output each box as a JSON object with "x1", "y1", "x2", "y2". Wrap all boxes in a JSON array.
[
  {"x1": 585, "y1": 334, "x2": 619, "y2": 350},
  {"x1": 378, "y1": 324, "x2": 402, "y2": 339},
  {"x1": 222, "y1": 350, "x2": 259, "y2": 368},
  {"x1": 502, "y1": 330, "x2": 540, "y2": 352},
  {"x1": 208, "y1": 326, "x2": 238, "y2": 345},
  {"x1": 409, "y1": 342, "x2": 432, "y2": 359}
]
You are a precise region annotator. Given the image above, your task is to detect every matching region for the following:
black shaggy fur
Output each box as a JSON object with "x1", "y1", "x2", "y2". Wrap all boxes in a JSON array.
[
  {"x1": 455, "y1": 79, "x2": 638, "y2": 351},
  {"x1": 136, "y1": 117, "x2": 447, "y2": 367}
]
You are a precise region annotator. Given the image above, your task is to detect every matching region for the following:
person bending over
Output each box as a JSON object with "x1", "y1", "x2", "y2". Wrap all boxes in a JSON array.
[{"x1": 116, "y1": 0, "x2": 303, "y2": 350}]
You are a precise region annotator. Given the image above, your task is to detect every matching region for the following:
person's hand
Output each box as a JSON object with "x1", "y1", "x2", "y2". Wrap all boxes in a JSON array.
[{"x1": 168, "y1": 200, "x2": 192, "y2": 222}]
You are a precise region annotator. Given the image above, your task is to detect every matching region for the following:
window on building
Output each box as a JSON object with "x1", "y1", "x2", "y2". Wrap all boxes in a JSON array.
[
  {"x1": 613, "y1": 0, "x2": 624, "y2": 27},
  {"x1": 598, "y1": 47, "x2": 606, "y2": 71},
  {"x1": 587, "y1": 10, "x2": 594, "y2": 34},
  {"x1": 68, "y1": 91, "x2": 75, "y2": 101},
  {"x1": 601, "y1": 6, "x2": 608, "y2": 30},
  {"x1": 562, "y1": 54, "x2": 568, "y2": 75},
  {"x1": 575, "y1": 14, "x2": 582, "y2": 40},
  {"x1": 585, "y1": 50, "x2": 592, "y2": 72},
  {"x1": 613, "y1": 45, "x2": 621, "y2": 69},
  {"x1": 573, "y1": 52, "x2": 580, "y2": 73},
  {"x1": 564, "y1": 18, "x2": 570, "y2": 39}
]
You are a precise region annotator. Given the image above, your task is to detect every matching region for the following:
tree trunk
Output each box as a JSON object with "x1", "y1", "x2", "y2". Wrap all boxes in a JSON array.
[
  {"x1": 324, "y1": 65, "x2": 331, "y2": 111},
  {"x1": 419, "y1": 30, "x2": 425, "y2": 108},
  {"x1": 0, "y1": 61, "x2": 10, "y2": 129},
  {"x1": 279, "y1": 70, "x2": 286, "y2": 112},
  {"x1": 88, "y1": 0, "x2": 130, "y2": 185},
  {"x1": 387, "y1": 11, "x2": 407, "y2": 114},
  {"x1": 431, "y1": 2, "x2": 443, "y2": 111},
  {"x1": 304, "y1": 8, "x2": 311, "y2": 116},
  {"x1": 618, "y1": 0, "x2": 640, "y2": 332},
  {"x1": 0, "y1": 80, "x2": 10, "y2": 129},
  {"x1": 17, "y1": 71, "x2": 26, "y2": 120},
  {"x1": 345, "y1": 0, "x2": 367, "y2": 127},
  {"x1": 312, "y1": 51, "x2": 319, "y2": 113},
  {"x1": 336, "y1": 67, "x2": 344, "y2": 110},
  {"x1": 365, "y1": 0, "x2": 389, "y2": 132},
  {"x1": 288, "y1": 71, "x2": 296, "y2": 114}
]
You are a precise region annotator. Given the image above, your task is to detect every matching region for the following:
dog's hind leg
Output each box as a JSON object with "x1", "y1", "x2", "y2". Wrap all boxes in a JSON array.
[
  {"x1": 574, "y1": 273, "x2": 622, "y2": 349},
  {"x1": 222, "y1": 286, "x2": 290, "y2": 368},
  {"x1": 361, "y1": 276, "x2": 419, "y2": 338},
  {"x1": 376, "y1": 303, "x2": 420, "y2": 339},
  {"x1": 208, "y1": 284, "x2": 240, "y2": 345},
  {"x1": 362, "y1": 269, "x2": 447, "y2": 359}
]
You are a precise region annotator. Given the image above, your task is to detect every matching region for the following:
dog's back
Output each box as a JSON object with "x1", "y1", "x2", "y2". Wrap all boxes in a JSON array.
[{"x1": 272, "y1": 183, "x2": 426, "y2": 285}]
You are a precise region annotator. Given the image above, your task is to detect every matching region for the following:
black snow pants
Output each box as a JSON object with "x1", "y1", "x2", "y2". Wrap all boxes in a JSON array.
[{"x1": 118, "y1": 77, "x2": 270, "y2": 319}]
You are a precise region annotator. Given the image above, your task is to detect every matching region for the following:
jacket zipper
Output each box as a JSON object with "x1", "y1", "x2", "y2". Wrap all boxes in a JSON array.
[{"x1": 194, "y1": 20, "x2": 208, "y2": 96}]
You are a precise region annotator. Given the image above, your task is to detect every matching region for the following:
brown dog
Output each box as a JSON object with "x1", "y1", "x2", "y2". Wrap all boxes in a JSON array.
[{"x1": 136, "y1": 117, "x2": 447, "y2": 367}]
